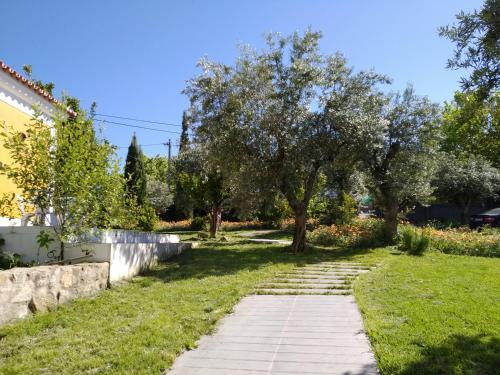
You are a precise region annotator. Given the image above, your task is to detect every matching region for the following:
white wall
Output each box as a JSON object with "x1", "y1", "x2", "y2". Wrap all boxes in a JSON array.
[{"x1": 0, "y1": 227, "x2": 186, "y2": 284}]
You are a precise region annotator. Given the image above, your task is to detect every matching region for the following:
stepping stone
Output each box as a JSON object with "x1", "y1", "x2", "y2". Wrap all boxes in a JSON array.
[
  {"x1": 270, "y1": 278, "x2": 349, "y2": 284},
  {"x1": 259, "y1": 283, "x2": 351, "y2": 290},
  {"x1": 254, "y1": 288, "x2": 350, "y2": 295}
]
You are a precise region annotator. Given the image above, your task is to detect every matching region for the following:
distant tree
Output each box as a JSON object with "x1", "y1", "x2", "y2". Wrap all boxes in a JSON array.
[
  {"x1": 439, "y1": 0, "x2": 500, "y2": 98},
  {"x1": 142, "y1": 155, "x2": 172, "y2": 217},
  {"x1": 1, "y1": 101, "x2": 123, "y2": 259},
  {"x1": 143, "y1": 155, "x2": 169, "y2": 182},
  {"x1": 179, "y1": 111, "x2": 190, "y2": 154},
  {"x1": 21, "y1": 64, "x2": 55, "y2": 95},
  {"x1": 441, "y1": 91, "x2": 499, "y2": 167},
  {"x1": 173, "y1": 146, "x2": 229, "y2": 236},
  {"x1": 186, "y1": 30, "x2": 388, "y2": 251},
  {"x1": 434, "y1": 154, "x2": 500, "y2": 223},
  {"x1": 124, "y1": 134, "x2": 147, "y2": 205},
  {"x1": 364, "y1": 87, "x2": 441, "y2": 241}
]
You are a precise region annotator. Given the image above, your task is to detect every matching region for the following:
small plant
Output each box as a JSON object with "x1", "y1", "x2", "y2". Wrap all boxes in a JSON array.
[
  {"x1": 399, "y1": 227, "x2": 430, "y2": 255},
  {"x1": 36, "y1": 229, "x2": 55, "y2": 263},
  {"x1": 0, "y1": 234, "x2": 24, "y2": 270},
  {"x1": 190, "y1": 216, "x2": 207, "y2": 231}
]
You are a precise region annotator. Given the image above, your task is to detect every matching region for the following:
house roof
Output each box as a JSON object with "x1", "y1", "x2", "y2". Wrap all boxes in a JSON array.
[
  {"x1": 0, "y1": 60, "x2": 61, "y2": 105},
  {"x1": 0, "y1": 61, "x2": 78, "y2": 118}
]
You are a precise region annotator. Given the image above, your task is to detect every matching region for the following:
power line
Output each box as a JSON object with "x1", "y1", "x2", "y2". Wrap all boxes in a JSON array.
[
  {"x1": 117, "y1": 143, "x2": 165, "y2": 149},
  {"x1": 94, "y1": 118, "x2": 181, "y2": 134},
  {"x1": 94, "y1": 113, "x2": 182, "y2": 128}
]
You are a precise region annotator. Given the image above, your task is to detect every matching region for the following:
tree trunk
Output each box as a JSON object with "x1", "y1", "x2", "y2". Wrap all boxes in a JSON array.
[
  {"x1": 209, "y1": 205, "x2": 222, "y2": 238},
  {"x1": 383, "y1": 204, "x2": 399, "y2": 244},
  {"x1": 60, "y1": 241, "x2": 65, "y2": 261},
  {"x1": 459, "y1": 201, "x2": 471, "y2": 225},
  {"x1": 291, "y1": 205, "x2": 307, "y2": 252}
]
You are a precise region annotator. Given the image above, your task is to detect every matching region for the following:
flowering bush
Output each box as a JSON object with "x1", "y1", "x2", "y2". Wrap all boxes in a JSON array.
[
  {"x1": 156, "y1": 220, "x2": 191, "y2": 232},
  {"x1": 426, "y1": 226, "x2": 499, "y2": 257},
  {"x1": 219, "y1": 220, "x2": 269, "y2": 231},
  {"x1": 281, "y1": 218, "x2": 320, "y2": 231},
  {"x1": 306, "y1": 218, "x2": 386, "y2": 248},
  {"x1": 157, "y1": 219, "x2": 272, "y2": 232}
]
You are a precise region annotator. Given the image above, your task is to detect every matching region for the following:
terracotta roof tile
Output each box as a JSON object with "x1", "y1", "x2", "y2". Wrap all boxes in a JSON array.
[{"x1": 0, "y1": 60, "x2": 76, "y2": 117}]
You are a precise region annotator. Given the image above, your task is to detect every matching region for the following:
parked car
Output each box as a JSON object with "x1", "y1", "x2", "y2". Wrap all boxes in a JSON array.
[{"x1": 469, "y1": 208, "x2": 500, "y2": 229}]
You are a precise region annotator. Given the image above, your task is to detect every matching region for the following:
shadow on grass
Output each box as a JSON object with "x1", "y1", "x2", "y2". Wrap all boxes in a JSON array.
[
  {"x1": 141, "y1": 240, "x2": 378, "y2": 284},
  {"x1": 401, "y1": 334, "x2": 500, "y2": 375},
  {"x1": 249, "y1": 230, "x2": 293, "y2": 240}
]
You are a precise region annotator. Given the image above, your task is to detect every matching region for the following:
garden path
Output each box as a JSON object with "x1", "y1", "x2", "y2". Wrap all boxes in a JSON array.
[{"x1": 167, "y1": 262, "x2": 378, "y2": 374}]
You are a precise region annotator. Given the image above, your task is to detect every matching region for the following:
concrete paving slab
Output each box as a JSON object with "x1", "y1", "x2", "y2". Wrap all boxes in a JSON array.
[{"x1": 167, "y1": 295, "x2": 377, "y2": 375}]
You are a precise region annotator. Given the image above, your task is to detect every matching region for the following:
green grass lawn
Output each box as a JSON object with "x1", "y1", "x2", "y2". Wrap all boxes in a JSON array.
[
  {"x1": 0, "y1": 240, "x2": 382, "y2": 375},
  {"x1": 0, "y1": 236, "x2": 498, "y2": 374},
  {"x1": 355, "y1": 251, "x2": 500, "y2": 375}
]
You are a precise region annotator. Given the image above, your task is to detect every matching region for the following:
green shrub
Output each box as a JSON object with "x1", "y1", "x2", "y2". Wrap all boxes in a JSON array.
[
  {"x1": 0, "y1": 251, "x2": 23, "y2": 270},
  {"x1": 306, "y1": 226, "x2": 343, "y2": 246},
  {"x1": 138, "y1": 204, "x2": 158, "y2": 231},
  {"x1": 325, "y1": 192, "x2": 358, "y2": 225},
  {"x1": 190, "y1": 216, "x2": 208, "y2": 231},
  {"x1": 399, "y1": 227, "x2": 430, "y2": 255}
]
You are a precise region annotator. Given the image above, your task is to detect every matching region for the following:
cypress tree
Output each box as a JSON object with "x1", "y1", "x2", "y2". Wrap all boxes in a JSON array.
[
  {"x1": 179, "y1": 111, "x2": 190, "y2": 154},
  {"x1": 124, "y1": 133, "x2": 147, "y2": 205}
]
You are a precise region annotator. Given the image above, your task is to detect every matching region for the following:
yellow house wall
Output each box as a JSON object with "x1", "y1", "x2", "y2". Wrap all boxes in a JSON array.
[{"x1": 0, "y1": 100, "x2": 33, "y2": 217}]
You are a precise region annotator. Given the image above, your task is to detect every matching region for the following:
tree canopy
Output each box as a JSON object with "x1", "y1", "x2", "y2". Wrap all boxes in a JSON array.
[
  {"x1": 185, "y1": 30, "x2": 389, "y2": 251},
  {"x1": 439, "y1": 0, "x2": 500, "y2": 98},
  {"x1": 363, "y1": 86, "x2": 441, "y2": 240}
]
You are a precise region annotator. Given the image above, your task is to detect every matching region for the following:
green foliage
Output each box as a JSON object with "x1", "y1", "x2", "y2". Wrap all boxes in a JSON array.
[
  {"x1": 124, "y1": 134, "x2": 147, "y2": 205},
  {"x1": 36, "y1": 230, "x2": 54, "y2": 252},
  {"x1": 257, "y1": 192, "x2": 292, "y2": 227},
  {"x1": 0, "y1": 234, "x2": 23, "y2": 270},
  {"x1": 190, "y1": 216, "x2": 208, "y2": 231},
  {"x1": 363, "y1": 86, "x2": 441, "y2": 240},
  {"x1": 179, "y1": 111, "x2": 190, "y2": 154},
  {"x1": 172, "y1": 149, "x2": 204, "y2": 219},
  {"x1": 1, "y1": 101, "x2": 125, "y2": 259},
  {"x1": 143, "y1": 155, "x2": 168, "y2": 182},
  {"x1": 146, "y1": 179, "x2": 173, "y2": 217},
  {"x1": 399, "y1": 227, "x2": 431, "y2": 255},
  {"x1": 22, "y1": 64, "x2": 55, "y2": 95},
  {"x1": 433, "y1": 153, "x2": 500, "y2": 222},
  {"x1": 186, "y1": 29, "x2": 390, "y2": 251},
  {"x1": 325, "y1": 192, "x2": 358, "y2": 225},
  {"x1": 137, "y1": 204, "x2": 158, "y2": 231},
  {"x1": 441, "y1": 91, "x2": 499, "y2": 167},
  {"x1": 35, "y1": 229, "x2": 55, "y2": 264},
  {"x1": 439, "y1": 0, "x2": 499, "y2": 97},
  {"x1": 0, "y1": 251, "x2": 23, "y2": 270}
]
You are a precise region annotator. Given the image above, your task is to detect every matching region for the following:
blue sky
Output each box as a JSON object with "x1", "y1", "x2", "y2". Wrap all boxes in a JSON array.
[{"x1": 0, "y1": 0, "x2": 482, "y2": 161}]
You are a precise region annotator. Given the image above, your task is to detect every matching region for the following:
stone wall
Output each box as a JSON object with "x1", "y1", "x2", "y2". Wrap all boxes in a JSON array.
[{"x1": 0, "y1": 262, "x2": 109, "y2": 326}]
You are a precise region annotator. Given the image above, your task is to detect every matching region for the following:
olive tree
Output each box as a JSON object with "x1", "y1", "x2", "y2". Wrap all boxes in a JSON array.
[
  {"x1": 439, "y1": 0, "x2": 499, "y2": 98},
  {"x1": 433, "y1": 154, "x2": 500, "y2": 224},
  {"x1": 185, "y1": 30, "x2": 388, "y2": 251},
  {"x1": 363, "y1": 86, "x2": 441, "y2": 241}
]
